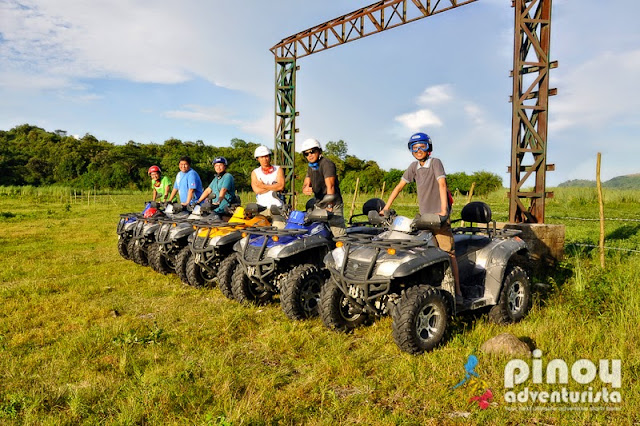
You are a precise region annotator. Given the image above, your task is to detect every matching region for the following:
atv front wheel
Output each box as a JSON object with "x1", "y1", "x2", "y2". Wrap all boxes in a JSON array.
[
  {"x1": 488, "y1": 265, "x2": 531, "y2": 324},
  {"x1": 319, "y1": 278, "x2": 369, "y2": 332},
  {"x1": 216, "y1": 254, "x2": 238, "y2": 300},
  {"x1": 231, "y1": 265, "x2": 272, "y2": 305},
  {"x1": 175, "y1": 246, "x2": 191, "y2": 285},
  {"x1": 117, "y1": 236, "x2": 131, "y2": 260},
  {"x1": 391, "y1": 285, "x2": 449, "y2": 354},
  {"x1": 129, "y1": 239, "x2": 148, "y2": 266},
  {"x1": 148, "y1": 242, "x2": 172, "y2": 275},
  {"x1": 186, "y1": 253, "x2": 217, "y2": 288},
  {"x1": 280, "y1": 264, "x2": 324, "y2": 320}
]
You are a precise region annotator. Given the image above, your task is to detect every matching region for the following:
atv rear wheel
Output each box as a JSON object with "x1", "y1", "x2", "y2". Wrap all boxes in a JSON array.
[
  {"x1": 391, "y1": 285, "x2": 449, "y2": 354},
  {"x1": 186, "y1": 253, "x2": 217, "y2": 288},
  {"x1": 117, "y1": 236, "x2": 131, "y2": 260},
  {"x1": 488, "y1": 265, "x2": 531, "y2": 324},
  {"x1": 148, "y1": 242, "x2": 172, "y2": 275},
  {"x1": 216, "y1": 254, "x2": 238, "y2": 300},
  {"x1": 175, "y1": 246, "x2": 191, "y2": 285},
  {"x1": 231, "y1": 265, "x2": 272, "y2": 304},
  {"x1": 319, "y1": 278, "x2": 369, "y2": 332},
  {"x1": 280, "y1": 264, "x2": 324, "y2": 320}
]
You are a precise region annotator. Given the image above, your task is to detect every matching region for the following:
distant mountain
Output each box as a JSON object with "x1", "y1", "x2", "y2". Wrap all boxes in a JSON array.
[{"x1": 557, "y1": 174, "x2": 640, "y2": 189}]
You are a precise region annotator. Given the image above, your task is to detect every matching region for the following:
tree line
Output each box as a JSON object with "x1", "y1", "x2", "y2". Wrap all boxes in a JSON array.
[{"x1": 0, "y1": 124, "x2": 502, "y2": 195}]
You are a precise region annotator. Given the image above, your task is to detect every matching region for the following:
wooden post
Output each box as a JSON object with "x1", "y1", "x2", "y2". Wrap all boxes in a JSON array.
[
  {"x1": 467, "y1": 182, "x2": 476, "y2": 204},
  {"x1": 596, "y1": 153, "x2": 605, "y2": 268},
  {"x1": 379, "y1": 181, "x2": 386, "y2": 200},
  {"x1": 348, "y1": 177, "x2": 360, "y2": 220}
]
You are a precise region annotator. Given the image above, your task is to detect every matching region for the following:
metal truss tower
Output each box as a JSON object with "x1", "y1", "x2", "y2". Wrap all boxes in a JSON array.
[{"x1": 509, "y1": 0, "x2": 556, "y2": 223}]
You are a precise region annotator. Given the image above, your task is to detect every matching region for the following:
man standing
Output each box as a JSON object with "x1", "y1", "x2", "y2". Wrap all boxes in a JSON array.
[
  {"x1": 251, "y1": 145, "x2": 286, "y2": 227},
  {"x1": 382, "y1": 132, "x2": 462, "y2": 298},
  {"x1": 197, "y1": 157, "x2": 236, "y2": 215},
  {"x1": 167, "y1": 156, "x2": 203, "y2": 206},
  {"x1": 300, "y1": 138, "x2": 346, "y2": 237}
]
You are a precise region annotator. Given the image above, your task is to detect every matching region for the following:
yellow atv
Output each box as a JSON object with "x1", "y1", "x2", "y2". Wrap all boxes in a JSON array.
[{"x1": 185, "y1": 205, "x2": 270, "y2": 299}]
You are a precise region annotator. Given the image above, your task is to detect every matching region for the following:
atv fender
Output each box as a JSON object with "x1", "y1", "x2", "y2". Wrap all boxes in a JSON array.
[
  {"x1": 482, "y1": 238, "x2": 529, "y2": 303},
  {"x1": 391, "y1": 250, "x2": 450, "y2": 279},
  {"x1": 268, "y1": 234, "x2": 331, "y2": 259}
]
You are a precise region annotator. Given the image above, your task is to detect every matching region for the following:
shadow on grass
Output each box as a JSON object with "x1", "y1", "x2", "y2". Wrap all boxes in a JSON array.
[{"x1": 606, "y1": 224, "x2": 640, "y2": 241}]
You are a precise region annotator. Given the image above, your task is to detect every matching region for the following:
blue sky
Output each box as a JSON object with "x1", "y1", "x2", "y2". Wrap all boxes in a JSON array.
[{"x1": 1, "y1": 0, "x2": 639, "y2": 186}]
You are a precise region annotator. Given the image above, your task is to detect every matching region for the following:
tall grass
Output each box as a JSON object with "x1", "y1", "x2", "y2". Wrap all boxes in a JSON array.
[{"x1": 0, "y1": 187, "x2": 639, "y2": 424}]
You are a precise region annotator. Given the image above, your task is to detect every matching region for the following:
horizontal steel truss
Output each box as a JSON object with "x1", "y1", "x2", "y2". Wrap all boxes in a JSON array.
[
  {"x1": 509, "y1": 0, "x2": 556, "y2": 223},
  {"x1": 271, "y1": 0, "x2": 478, "y2": 59}
]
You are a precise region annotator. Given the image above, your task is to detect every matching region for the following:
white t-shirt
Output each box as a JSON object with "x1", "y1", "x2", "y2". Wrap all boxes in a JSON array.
[{"x1": 254, "y1": 165, "x2": 284, "y2": 208}]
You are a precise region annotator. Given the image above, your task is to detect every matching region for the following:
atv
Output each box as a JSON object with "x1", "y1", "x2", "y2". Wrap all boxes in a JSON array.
[
  {"x1": 117, "y1": 201, "x2": 157, "y2": 260},
  {"x1": 232, "y1": 196, "x2": 384, "y2": 320},
  {"x1": 182, "y1": 204, "x2": 272, "y2": 297},
  {"x1": 320, "y1": 201, "x2": 531, "y2": 354},
  {"x1": 147, "y1": 201, "x2": 221, "y2": 280}
]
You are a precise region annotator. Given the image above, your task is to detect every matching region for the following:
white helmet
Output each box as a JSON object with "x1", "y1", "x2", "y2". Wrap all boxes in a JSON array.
[
  {"x1": 299, "y1": 138, "x2": 322, "y2": 152},
  {"x1": 254, "y1": 145, "x2": 272, "y2": 158}
]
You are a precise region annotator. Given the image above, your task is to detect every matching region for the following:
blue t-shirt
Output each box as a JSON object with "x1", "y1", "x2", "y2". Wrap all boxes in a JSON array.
[
  {"x1": 175, "y1": 168, "x2": 203, "y2": 204},
  {"x1": 207, "y1": 173, "x2": 236, "y2": 214}
]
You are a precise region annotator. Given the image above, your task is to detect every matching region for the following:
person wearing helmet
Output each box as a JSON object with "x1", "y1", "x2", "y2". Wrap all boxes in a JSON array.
[
  {"x1": 251, "y1": 145, "x2": 285, "y2": 207},
  {"x1": 148, "y1": 165, "x2": 175, "y2": 203},
  {"x1": 197, "y1": 156, "x2": 236, "y2": 215},
  {"x1": 167, "y1": 156, "x2": 203, "y2": 206},
  {"x1": 300, "y1": 138, "x2": 346, "y2": 237},
  {"x1": 382, "y1": 132, "x2": 462, "y2": 299}
]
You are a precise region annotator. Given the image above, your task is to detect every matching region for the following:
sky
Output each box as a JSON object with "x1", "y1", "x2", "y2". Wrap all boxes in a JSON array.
[{"x1": 1, "y1": 0, "x2": 639, "y2": 186}]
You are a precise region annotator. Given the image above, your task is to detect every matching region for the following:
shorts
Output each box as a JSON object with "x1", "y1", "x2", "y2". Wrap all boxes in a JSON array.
[{"x1": 428, "y1": 220, "x2": 455, "y2": 254}]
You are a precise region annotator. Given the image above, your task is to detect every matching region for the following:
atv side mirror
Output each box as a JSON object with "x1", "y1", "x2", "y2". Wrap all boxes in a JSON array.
[
  {"x1": 316, "y1": 194, "x2": 336, "y2": 209},
  {"x1": 413, "y1": 213, "x2": 443, "y2": 230}
]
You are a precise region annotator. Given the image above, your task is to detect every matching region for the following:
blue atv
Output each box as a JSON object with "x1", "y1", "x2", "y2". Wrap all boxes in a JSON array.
[
  {"x1": 232, "y1": 196, "x2": 384, "y2": 320},
  {"x1": 117, "y1": 202, "x2": 157, "y2": 260}
]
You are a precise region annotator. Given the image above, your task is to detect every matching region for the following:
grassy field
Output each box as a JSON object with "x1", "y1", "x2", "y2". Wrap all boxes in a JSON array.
[{"x1": 1, "y1": 186, "x2": 639, "y2": 425}]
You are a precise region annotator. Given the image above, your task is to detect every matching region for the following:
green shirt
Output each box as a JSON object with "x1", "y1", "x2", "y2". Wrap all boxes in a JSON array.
[{"x1": 152, "y1": 176, "x2": 175, "y2": 200}]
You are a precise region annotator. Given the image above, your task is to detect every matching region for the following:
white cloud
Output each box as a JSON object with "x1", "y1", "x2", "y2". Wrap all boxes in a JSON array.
[
  {"x1": 550, "y1": 49, "x2": 640, "y2": 131},
  {"x1": 417, "y1": 84, "x2": 452, "y2": 105},
  {"x1": 463, "y1": 103, "x2": 485, "y2": 126},
  {"x1": 395, "y1": 109, "x2": 443, "y2": 131}
]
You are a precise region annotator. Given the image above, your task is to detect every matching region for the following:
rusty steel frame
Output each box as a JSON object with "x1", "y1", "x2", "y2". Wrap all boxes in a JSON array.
[
  {"x1": 274, "y1": 58, "x2": 297, "y2": 205},
  {"x1": 509, "y1": 0, "x2": 556, "y2": 223}
]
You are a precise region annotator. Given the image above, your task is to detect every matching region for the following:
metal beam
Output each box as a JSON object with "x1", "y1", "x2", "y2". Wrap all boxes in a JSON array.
[
  {"x1": 271, "y1": 0, "x2": 478, "y2": 59},
  {"x1": 274, "y1": 58, "x2": 297, "y2": 206},
  {"x1": 509, "y1": 0, "x2": 555, "y2": 223}
]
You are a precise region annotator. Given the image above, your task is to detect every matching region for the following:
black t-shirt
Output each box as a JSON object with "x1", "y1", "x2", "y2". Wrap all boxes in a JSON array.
[{"x1": 305, "y1": 156, "x2": 343, "y2": 204}]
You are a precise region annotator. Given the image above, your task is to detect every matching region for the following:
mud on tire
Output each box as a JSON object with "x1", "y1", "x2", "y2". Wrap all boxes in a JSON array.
[
  {"x1": 488, "y1": 265, "x2": 531, "y2": 324},
  {"x1": 319, "y1": 277, "x2": 369, "y2": 332},
  {"x1": 216, "y1": 253, "x2": 238, "y2": 300},
  {"x1": 148, "y1": 242, "x2": 172, "y2": 275},
  {"x1": 231, "y1": 264, "x2": 272, "y2": 305},
  {"x1": 280, "y1": 264, "x2": 324, "y2": 320},
  {"x1": 391, "y1": 285, "x2": 449, "y2": 354}
]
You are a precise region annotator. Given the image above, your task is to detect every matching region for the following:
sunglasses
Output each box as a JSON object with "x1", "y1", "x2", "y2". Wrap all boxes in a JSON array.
[
  {"x1": 303, "y1": 149, "x2": 318, "y2": 157},
  {"x1": 411, "y1": 145, "x2": 429, "y2": 153}
]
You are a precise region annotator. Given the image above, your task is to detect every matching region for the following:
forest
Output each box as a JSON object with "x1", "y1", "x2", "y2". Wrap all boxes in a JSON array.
[{"x1": 0, "y1": 124, "x2": 502, "y2": 195}]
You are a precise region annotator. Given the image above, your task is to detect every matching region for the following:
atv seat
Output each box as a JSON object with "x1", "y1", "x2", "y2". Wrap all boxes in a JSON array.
[{"x1": 453, "y1": 201, "x2": 496, "y2": 237}]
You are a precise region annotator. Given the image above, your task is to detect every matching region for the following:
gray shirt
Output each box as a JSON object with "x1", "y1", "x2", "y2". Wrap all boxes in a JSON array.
[{"x1": 402, "y1": 158, "x2": 446, "y2": 215}]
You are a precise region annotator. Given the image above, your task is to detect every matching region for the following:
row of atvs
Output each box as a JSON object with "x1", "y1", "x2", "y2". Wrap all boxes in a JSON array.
[{"x1": 117, "y1": 196, "x2": 532, "y2": 354}]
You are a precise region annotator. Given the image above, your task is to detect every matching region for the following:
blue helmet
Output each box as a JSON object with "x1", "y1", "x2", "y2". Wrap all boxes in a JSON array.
[
  {"x1": 408, "y1": 132, "x2": 432, "y2": 151},
  {"x1": 212, "y1": 156, "x2": 228, "y2": 166}
]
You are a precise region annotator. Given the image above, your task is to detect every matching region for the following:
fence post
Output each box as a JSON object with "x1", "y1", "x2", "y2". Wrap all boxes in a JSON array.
[
  {"x1": 349, "y1": 177, "x2": 360, "y2": 220},
  {"x1": 467, "y1": 182, "x2": 476, "y2": 204},
  {"x1": 596, "y1": 152, "x2": 605, "y2": 268},
  {"x1": 380, "y1": 181, "x2": 386, "y2": 200}
]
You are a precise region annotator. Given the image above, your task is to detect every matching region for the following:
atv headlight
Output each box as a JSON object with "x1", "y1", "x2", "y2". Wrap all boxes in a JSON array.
[
  {"x1": 332, "y1": 246, "x2": 346, "y2": 269},
  {"x1": 239, "y1": 236, "x2": 248, "y2": 250},
  {"x1": 375, "y1": 260, "x2": 403, "y2": 277},
  {"x1": 267, "y1": 245, "x2": 284, "y2": 258}
]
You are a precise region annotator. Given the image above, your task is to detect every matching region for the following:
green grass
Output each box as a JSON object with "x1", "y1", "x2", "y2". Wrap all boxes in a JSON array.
[{"x1": 0, "y1": 187, "x2": 639, "y2": 424}]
